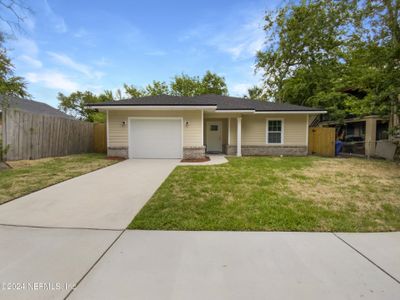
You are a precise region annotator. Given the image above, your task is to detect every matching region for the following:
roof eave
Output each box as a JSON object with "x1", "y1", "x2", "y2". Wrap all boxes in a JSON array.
[
  {"x1": 86, "y1": 105, "x2": 218, "y2": 111},
  {"x1": 254, "y1": 110, "x2": 327, "y2": 114}
]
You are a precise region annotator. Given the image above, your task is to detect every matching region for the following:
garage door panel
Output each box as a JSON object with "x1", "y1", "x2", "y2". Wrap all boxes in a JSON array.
[{"x1": 129, "y1": 119, "x2": 182, "y2": 158}]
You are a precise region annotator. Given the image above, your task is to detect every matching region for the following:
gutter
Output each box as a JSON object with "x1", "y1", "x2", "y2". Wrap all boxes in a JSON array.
[{"x1": 254, "y1": 110, "x2": 327, "y2": 114}]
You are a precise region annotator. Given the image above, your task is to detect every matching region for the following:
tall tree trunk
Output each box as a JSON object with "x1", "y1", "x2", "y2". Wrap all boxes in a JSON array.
[{"x1": 390, "y1": 94, "x2": 400, "y2": 139}]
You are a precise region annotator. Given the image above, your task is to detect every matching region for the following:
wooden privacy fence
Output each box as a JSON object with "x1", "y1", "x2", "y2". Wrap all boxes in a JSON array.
[
  {"x1": 2, "y1": 109, "x2": 106, "y2": 161},
  {"x1": 308, "y1": 127, "x2": 336, "y2": 157},
  {"x1": 93, "y1": 123, "x2": 107, "y2": 153}
]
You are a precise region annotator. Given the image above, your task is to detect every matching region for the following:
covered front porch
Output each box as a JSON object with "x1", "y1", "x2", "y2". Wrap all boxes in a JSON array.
[
  {"x1": 202, "y1": 111, "x2": 309, "y2": 157},
  {"x1": 203, "y1": 112, "x2": 243, "y2": 156}
]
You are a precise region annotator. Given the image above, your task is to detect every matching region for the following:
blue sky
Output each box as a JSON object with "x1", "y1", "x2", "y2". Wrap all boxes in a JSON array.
[{"x1": 4, "y1": 0, "x2": 280, "y2": 108}]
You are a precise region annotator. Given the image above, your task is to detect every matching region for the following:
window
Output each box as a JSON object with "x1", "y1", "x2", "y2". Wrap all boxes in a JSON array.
[
  {"x1": 210, "y1": 125, "x2": 219, "y2": 131},
  {"x1": 267, "y1": 120, "x2": 283, "y2": 144}
]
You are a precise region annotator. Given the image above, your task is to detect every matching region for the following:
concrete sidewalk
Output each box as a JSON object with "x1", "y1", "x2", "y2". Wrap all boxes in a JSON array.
[
  {"x1": 0, "y1": 159, "x2": 178, "y2": 230},
  {"x1": 69, "y1": 231, "x2": 400, "y2": 300},
  {"x1": 0, "y1": 225, "x2": 121, "y2": 300}
]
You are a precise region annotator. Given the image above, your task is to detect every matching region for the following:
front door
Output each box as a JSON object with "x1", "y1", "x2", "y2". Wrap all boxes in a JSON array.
[{"x1": 206, "y1": 121, "x2": 222, "y2": 152}]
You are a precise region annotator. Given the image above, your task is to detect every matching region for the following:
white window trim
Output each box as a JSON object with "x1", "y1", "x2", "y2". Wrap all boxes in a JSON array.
[
  {"x1": 266, "y1": 118, "x2": 284, "y2": 145},
  {"x1": 127, "y1": 117, "x2": 184, "y2": 159}
]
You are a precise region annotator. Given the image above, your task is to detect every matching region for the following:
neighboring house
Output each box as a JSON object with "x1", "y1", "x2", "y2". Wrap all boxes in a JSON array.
[
  {"x1": 87, "y1": 94, "x2": 326, "y2": 159},
  {"x1": 0, "y1": 96, "x2": 73, "y2": 119},
  {"x1": 0, "y1": 96, "x2": 73, "y2": 134}
]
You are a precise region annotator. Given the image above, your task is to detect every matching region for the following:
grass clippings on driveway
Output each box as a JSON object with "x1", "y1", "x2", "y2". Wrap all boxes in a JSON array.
[
  {"x1": 0, "y1": 153, "x2": 118, "y2": 204},
  {"x1": 129, "y1": 156, "x2": 400, "y2": 232}
]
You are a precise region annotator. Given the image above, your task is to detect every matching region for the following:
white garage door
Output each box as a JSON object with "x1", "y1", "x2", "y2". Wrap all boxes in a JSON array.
[{"x1": 129, "y1": 118, "x2": 182, "y2": 158}]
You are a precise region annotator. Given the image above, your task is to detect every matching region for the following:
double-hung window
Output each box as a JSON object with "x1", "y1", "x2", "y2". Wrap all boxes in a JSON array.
[{"x1": 267, "y1": 120, "x2": 283, "y2": 144}]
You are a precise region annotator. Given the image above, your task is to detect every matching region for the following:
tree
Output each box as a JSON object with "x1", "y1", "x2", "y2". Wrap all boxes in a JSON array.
[
  {"x1": 123, "y1": 84, "x2": 145, "y2": 98},
  {"x1": 0, "y1": 36, "x2": 27, "y2": 98},
  {"x1": 256, "y1": 0, "x2": 350, "y2": 103},
  {"x1": 58, "y1": 91, "x2": 113, "y2": 122},
  {"x1": 0, "y1": 0, "x2": 31, "y2": 99},
  {"x1": 0, "y1": 0, "x2": 32, "y2": 37},
  {"x1": 256, "y1": 0, "x2": 400, "y2": 129},
  {"x1": 200, "y1": 71, "x2": 228, "y2": 95},
  {"x1": 245, "y1": 85, "x2": 265, "y2": 100},
  {"x1": 66, "y1": 71, "x2": 229, "y2": 121},
  {"x1": 121, "y1": 71, "x2": 228, "y2": 98},
  {"x1": 170, "y1": 71, "x2": 227, "y2": 96},
  {"x1": 144, "y1": 80, "x2": 169, "y2": 96},
  {"x1": 170, "y1": 74, "x2": 202, "y2": 96}
]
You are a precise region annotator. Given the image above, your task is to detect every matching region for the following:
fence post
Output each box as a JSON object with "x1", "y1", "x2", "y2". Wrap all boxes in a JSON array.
[{"x1": 1, "y1": 108, "x2": 7, "y2": 161}]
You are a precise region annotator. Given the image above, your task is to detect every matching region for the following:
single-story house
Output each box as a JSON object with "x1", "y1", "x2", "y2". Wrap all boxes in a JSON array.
[{"x1": 87, "y1": 94, "x2": 326, "y2": 159}]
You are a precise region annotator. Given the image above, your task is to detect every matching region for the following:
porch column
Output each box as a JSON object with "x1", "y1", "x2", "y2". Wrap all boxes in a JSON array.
[{"x1": 237, "y1": 117, "x2": 242, "y2": 157}]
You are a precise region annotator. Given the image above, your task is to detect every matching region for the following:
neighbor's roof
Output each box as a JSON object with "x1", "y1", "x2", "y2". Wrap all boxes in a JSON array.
[
  {"x1": 86, "y1": 94, "x2": 325, "y2": 112},
  {"x1": 0, "y1": 96, "x2": 74, "y2": 119}
]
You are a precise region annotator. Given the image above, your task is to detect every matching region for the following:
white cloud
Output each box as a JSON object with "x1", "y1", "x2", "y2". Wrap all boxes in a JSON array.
[
  {"x1": 12, "y1": 37, "x2": 39, "y2": 56},
  {"x1": 230, "y1": 83, "x2": 253, "y2": 96},
  {"x1": 93, "y1": 57, "x2": 111, "y2": 67},
  {"x1": 43, "y1": 0, "x2": 67, "y2": 33},
  {"x1": 209, "y1": 18, "x2": 264, "y2": 60},
  {"x1": 73, "y1": 28, "x2": 88, "y2": 38},
  {"x1": 24, "y1": 16, "x2": 36, "y2": 32},
  {"x1": 26, "y1": 70, "x2": 80, "y2": 92},
  {"x1": 47, "y1": 52, "x2": 104, "y2": 79},
  {"x1": 19, "y1": 55, "x2": 42, "y2": 68},
  {"x1": 85, "y1": 84, "x2": 105, "y2": 94},
  {"x1": 181, "y1": 10, "x2": 265, "y2": 60}
]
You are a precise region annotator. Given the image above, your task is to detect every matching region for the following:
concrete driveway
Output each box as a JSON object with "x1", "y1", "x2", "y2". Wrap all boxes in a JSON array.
[{"x1": 0, "y1": 159, "x2": 179, "y2": 230}]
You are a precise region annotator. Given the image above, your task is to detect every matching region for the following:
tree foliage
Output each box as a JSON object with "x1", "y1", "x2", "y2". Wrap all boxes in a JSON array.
[
  {"x1": 170, "y1": 71, "x2": 228, "y2": 96},
  {"x1": 57, "y1": 91, "x2": 113, "y2": 122},
  {"x1": 200, "y1": 71, "x2": 228, "y2": 95},
  {"x1": 0, "y1": 33, "x2": 28, "y2": 100},
  {"x1": 170, "y1": 74, "x2": 203, "y2": 96},
  {"x1": 244, "y1": 85, "x2": 266, "y2": 100},
  {"x1": 0, "y1": 1, "x2": 30, "y2": 101},
  {"x1": 59, "y1": 71, "x2": 228, "y2": 121},
  {"x1": 256, "y1": 0, "x2": 400, "y2": 125}
]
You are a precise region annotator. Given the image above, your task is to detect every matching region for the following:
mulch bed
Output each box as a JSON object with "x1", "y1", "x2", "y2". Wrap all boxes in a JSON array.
[
  {"x1": 181, "y1": 156, "x2": 210, "y2": 163},
  {"x1": 106, "y1": 156, "x2": 126, "y2": 161}
]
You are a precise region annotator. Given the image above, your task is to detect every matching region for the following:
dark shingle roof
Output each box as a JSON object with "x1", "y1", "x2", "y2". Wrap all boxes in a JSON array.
[
  {"x1": 87, "y1": 94, "x2": 324, "y2": 112},
  {"x1": 0, "y1": 96, "x2": 74, "y2": 119}
]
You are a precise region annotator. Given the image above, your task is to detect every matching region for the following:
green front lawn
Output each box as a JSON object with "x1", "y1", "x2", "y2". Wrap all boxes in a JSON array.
[
  {"x1": 129, "y1": 156, "x2": 400, "y2": 232},
  {"x1": 0, "y1": 153, "x2": 119, "y2": 204}
]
